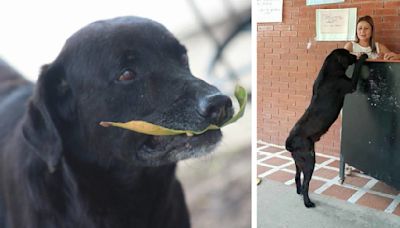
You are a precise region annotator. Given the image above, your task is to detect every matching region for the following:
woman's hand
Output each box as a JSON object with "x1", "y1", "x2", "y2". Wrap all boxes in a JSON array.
[
  {"x1": 351, "y1": 52, "x2": 364, "y2": 59},
  {"x1": 383, "y1": 52, "x2": 400, "y2": 60},
  {"x1": 377, "y1": 52, "x2": 385, "y2": 60}
]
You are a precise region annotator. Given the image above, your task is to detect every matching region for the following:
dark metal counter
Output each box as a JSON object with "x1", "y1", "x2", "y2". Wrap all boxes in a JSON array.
[{"x1": 340, "y1": 60, "x2": 400, "y2": 189}]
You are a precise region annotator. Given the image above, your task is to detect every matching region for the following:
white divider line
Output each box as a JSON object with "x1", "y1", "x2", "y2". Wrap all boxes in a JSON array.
[
  {"x1": 257, "y1": 149, "x2": 290, "y2": 160},
  {"x1": 257, "y1": 155, "x2": 273, "y2": 164},
  {"x1": 261, "y1": 151, "x2": 289, "y2": 159},
  {"x1": 259, "y1": 142, "x2": 286, "y2": 149},
  {"x1": 340, "y1": 182, "x2": 398, "y2": 200},
  {"x1": 349, "y1": 171, "x2": 375, "y2": 181},
  {"x1": 360, "y1": 178, "x2": 379, "y2": 191},
  {"x1": 259, "y1": 141, "x2": 339, "y2": 160},
  {"x1": 257, "y1": 145, "x2": 270, "y2": 151},
  {"x1": 337, "y1": 173, "x2": 399, "y2": 199},
  {"x1": 257, "y1": 157, "x2": 292, "y2": 166},
  {"x1": 315, "y1": 158, "x2": 336, "y2": 169},
  {"x1": 315, "y1": 153, "x2": 340, "y2": 160},
  {"x1": 315, "y1": 175, "x2": 334, "y2": 182},
  {"x1": 366, "y1": 189, "x2": 398, "y2": 201},
  {"x1": 257, "y1": 149, "x2": 287, "y2": 155},
  {"x1": 385, "y1": 194, "x2": 400, "y2": 213},
  {"x1": 281, "y1": 168, "x2": 295, "y2": 187},
  {"x1": 314, "y1": 176, "x2": 341, "y2": 194},
  {"x1": 265, "y1": 154, "x2": 339, "y2": 188},
  {"x1": 272, "y1": 155, "x2": 293, "y2": 161},
  {"x1": 257, "y1": 160, "x2": 294, "y2": 178},
  {"x1": 257, "y1": 163, "x2": 276, "y2": 169},
  {"x1": 285, "y1": 179, "x2": 296, "y2": 186},
  {"x1": 347, "y1": 179, "x2": 378, "y2": 203},
  {"x1": 257, "y1": 140, "x2": 269, "y2": 145},
  {"x1": 257, "y1": 143, "x2": 340, "y2": 167},
  {"x1": 322, "y1": 166, "x2": 340, "y2": 172},
  {"x1": 257, "y1": 152, "x2": 272, "y2": 157},
  {"x1": 257, "y1": 168, "x2": 279, "y2": 178},
  {"x1": 257, "y1": 142, "x2": 377, "y2": 187},
  {"x1": 346, "y1": 191, "x2": 365, "y2": 204},
  {"x1": 281, "y1": 169, "x2": 295, "y2": 174},
  {"x1": 257, "y1": 150, "x2": 291, "y2": 166},
  {"x1": 257, "y1": 142, "x2": 400, "y2": 206},
  {"x1": 282, "y1": 170, "x2": 341, "y2": 191},
  {"x1": 257, "y1": 140, "x2": 340, "y2": 160},
  {"x1": 281, "y1": 169, "x2": 332, "y2": 182}
]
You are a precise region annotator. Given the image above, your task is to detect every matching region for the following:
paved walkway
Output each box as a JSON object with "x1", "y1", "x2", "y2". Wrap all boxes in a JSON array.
[
  {"x1": 257, "y1": 141, "x2": 400, "y2": 217},
  {"x1": 258, "y1": 179, "x2": 400, "y2": 228}
]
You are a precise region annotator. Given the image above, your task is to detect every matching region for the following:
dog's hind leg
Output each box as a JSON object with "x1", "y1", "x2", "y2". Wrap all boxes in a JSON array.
[
  {"x1": 290, "y1": 152, "x2": 304, "y2": 196},
  {"x1": 289, "y1": 136, "x2": 312, "y2": 197},
  {"x1": 301, "y1": 150, "x2": 316, "y2": 208},
  {"x1": 295, "y1": 164, "x2": 302, "y2": 194}
]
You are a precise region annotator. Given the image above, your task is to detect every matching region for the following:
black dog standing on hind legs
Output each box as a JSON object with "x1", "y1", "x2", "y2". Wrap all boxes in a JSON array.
[{"x1": 285, "y1": 49, "x2": 368, "y2": 208}]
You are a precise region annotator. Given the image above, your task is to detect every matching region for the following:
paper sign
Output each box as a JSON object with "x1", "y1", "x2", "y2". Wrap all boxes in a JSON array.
[
  {"x1": 256, "y1": 0, "x2": 283, "y2": 23},
  {"x1": 316, "y1": 8, "x2": 357, "y2": 41},
  {"x1": 320, "y1": 10, "x2": 348, "y2": 34}
]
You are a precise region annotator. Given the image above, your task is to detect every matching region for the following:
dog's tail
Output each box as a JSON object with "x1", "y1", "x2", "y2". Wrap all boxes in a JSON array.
[{"x1": 0, "y1": 58, "x2": 24, "y2": 83}]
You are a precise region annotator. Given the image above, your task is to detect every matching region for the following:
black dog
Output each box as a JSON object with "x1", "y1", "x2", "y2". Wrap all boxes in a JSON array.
[
  {"x1": 285, "y1": 49, "x2": 368, "y2": 208},
  {"x1": 0, "y1": 16, "x2": 234, "y2": 228}
]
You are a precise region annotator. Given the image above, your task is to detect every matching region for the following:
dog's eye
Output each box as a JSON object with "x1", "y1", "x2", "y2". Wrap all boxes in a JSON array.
[
  {"x1": 181, "y1": 53, "x2": 188, "y2": 66},
  {"x1": 118, "y1": 70, "x2": 135, "y2": 81}
]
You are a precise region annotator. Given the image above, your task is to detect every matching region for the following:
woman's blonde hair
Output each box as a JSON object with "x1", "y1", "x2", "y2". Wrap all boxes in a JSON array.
[{"x1": 356, "y1": 15, "x2": 377, "y2": 53}]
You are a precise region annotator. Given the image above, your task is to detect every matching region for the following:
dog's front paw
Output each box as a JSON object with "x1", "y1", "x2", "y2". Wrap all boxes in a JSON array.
[
  {"x1": 304, "y1": 201, "x2": 315, "y2": 208},
  {"x1": 296, "y1": 188, "x2": 302, "y2": 195}
]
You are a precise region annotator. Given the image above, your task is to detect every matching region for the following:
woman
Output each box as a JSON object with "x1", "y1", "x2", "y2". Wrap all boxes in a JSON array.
[{"x1": 344, "y1": 15, "x2": 400, "y2": 60}]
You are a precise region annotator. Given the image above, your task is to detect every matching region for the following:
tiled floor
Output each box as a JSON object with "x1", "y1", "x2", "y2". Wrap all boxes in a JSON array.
[{"x1": 257, "y1": 140, "x2": 400, "y2": 216}]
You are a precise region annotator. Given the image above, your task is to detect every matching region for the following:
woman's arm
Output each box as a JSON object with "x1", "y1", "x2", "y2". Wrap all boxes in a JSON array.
[
  {"x1": 344, "y1": 42, "x2": 353, "y2": 52},
  {"x1": 378, "y1": 43, "x2": 400, "y2": 60}
]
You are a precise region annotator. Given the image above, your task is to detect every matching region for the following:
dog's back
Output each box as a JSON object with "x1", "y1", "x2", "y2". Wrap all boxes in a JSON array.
[
  {"x1": 292, "y1": 80, "x2": 347, "y2": 138},
  {"x1": 286, "y1": 74, "x2": 348, "y2": 152},
  {"x1": 286, "y1": 50, "x2": 360, "y2": 151}
]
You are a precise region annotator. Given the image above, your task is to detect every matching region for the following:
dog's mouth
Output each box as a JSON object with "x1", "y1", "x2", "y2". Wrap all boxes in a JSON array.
[
  {"x1": 100, "y1": 86, "x2": 246, "y2": 166},
  {"x1": 136, "y1": 129, "x2": 222, "y2": 166}
]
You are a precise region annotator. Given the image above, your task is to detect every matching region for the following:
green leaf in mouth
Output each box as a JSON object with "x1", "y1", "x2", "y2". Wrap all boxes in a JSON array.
[{"x1": 99, "y1": 85, "x2": 247, "y2": 136}]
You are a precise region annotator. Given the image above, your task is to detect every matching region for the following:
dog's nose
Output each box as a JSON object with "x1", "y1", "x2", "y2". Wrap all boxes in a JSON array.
[{"x1": 197, "y1": 94, "x2": 233, "y2": 126}]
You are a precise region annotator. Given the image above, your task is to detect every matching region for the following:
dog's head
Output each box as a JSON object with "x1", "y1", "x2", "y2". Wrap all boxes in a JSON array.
[
  {"x1": 328, "y1": 48, "x2": 357, "y2": 70},
  {"x1": 22, "y1": 16, "x2": 234, "y2": 170}
]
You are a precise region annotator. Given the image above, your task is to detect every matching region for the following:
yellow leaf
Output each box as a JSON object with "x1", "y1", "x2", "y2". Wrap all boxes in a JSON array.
[{"x1": 100, "y1": 85, "x2": 247, "y2": 136}]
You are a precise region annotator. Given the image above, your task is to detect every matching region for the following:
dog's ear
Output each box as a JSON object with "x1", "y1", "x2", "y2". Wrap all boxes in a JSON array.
[
  {"x1": 336, "y1": 50, "x2": 359, "y2": 70},
  {"x1": 335, "y1": 52, "x2": 348, "y2": 68},
  {"x1": 22, "y1": 64, "x2": 75, "y2": 173}
]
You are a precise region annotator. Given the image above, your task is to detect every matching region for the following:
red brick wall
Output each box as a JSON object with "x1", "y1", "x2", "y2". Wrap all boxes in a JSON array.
[{"x1": 257, "y1": 0, "x2": 400, "y2": 156}]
